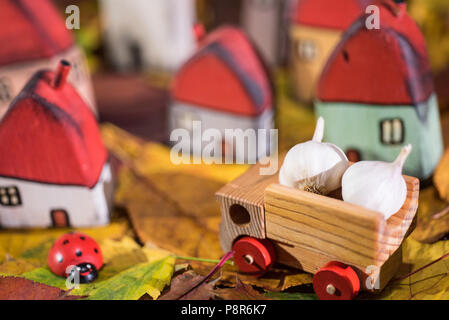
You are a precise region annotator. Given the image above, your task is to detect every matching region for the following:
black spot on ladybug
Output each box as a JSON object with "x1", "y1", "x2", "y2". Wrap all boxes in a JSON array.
[
  {"x1": 94, "y1": 248, "x2": 98, "y2": 254},
  {"x1": 76, "y1": 250, "x2": 82, "y2": 257},
  {"x1": 80, "y1": 236, "x2": 85, "y2": 240},
  {"x1": 63, "y1": 240, "x2": 69, "y2": 245}
]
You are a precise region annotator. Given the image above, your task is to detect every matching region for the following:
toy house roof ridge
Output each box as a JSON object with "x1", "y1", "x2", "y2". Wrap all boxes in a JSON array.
[
  {"x1": 0, "y1": 0, "x2": 74, "y2": 67},
  {"x1": 0, "y1": 68, "x2": 107, "y2": 188},
  {"x1": 316, "y1": 2, "x2": 434, "y2": 120},
  {"x1": 172, "y1": 25, "x2": 273, "y2": 116}
]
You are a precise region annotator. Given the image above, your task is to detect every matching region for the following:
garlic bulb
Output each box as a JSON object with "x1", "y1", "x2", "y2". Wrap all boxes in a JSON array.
[
  {"x1": 342, "y1": 145, "x2": 412, "y2": 219},
  {"x1": 279, "y1": 117, "x2": 349, "y2": 195}
]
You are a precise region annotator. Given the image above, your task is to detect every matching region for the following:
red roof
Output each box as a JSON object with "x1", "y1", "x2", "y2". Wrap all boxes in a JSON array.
[
  {"x1": 291, "y1": 0, "x2": 375, "y2": 30},
  {"x1": 172, "y1": 26, "x2": 273, "y2": 117},
  {"x1": 0, "y1": 0, "x2": 74, "y2": 67},
  {"x1": 0, "y1": 62, "x2": 107, "y2": 188},
  {"x1": 317, "y1": 2, "x2": 434, "y2": 108}
]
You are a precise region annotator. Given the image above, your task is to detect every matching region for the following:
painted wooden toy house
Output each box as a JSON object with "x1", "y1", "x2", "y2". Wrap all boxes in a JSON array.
[
  {"x1": 0, "y1": 0, "x2": 96, "y2": 120},
  {"x1": 290, "y1": 0, "x2": 373, "y2": 102},
  {"x1": 315, "y1": 1, "x2": 443, "y2": 180},
  {"x1": 169, "y1": 26, "x2": 274, "y2": 162},
  {"x1": 0, "y1": 61, "x2": 113, "y2": 228},
  {"x1": 241, "y1": 0, "x2": 286, "y2": 66},
  {"x1": 100, "y1": 0, "x2": 196, "y2": 72}
]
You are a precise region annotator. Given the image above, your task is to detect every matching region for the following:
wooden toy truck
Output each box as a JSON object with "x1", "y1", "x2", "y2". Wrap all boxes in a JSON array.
[{"x1": 216, "y1": 162, "x2": 419, "y2": 300}]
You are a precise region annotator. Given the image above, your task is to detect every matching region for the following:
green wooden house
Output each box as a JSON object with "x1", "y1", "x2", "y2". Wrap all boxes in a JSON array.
[{"x1": 315, "y1": 1, "x2": 443, "y2": 180}]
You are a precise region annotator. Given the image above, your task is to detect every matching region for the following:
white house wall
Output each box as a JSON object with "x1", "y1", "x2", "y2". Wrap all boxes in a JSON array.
[
  {"x1": 0, "y1": 163, "x2": 112, "y2": 228},
  {"x1": 100, "y1": 0, "x2": 196, "y2": 72},
  {"x1": 0, "y1": 45, "x2": 97, "y2": 120},
  {"x1": 241, "y1": 0, "x2": 284, "y2": 65},
  {"x1": 169, "y1": 101, "x2": 274, "y2": 162}
]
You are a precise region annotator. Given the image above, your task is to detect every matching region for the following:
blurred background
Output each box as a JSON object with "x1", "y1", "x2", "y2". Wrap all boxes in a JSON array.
[
  {"x1": 1, "y1": 1, "x2": 449, "y2": 299},
  {"x1": 50, "y1": 0, "x2": 449, "y2": 146}
]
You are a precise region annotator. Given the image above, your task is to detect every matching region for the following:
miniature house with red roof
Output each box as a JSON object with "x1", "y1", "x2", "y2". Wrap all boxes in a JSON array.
[
  {"x1": 0, "y1": 0, "x2": 96, "y2": 120},
  {"x1": 0, "y1": 61, "x2": 112, "y2": 228},
  {"x1": 315, "y1": 0, "x2": 443, "y2": 180},
  {"x1": 289, "y1": 0, "x2": 374, "y2": 102},
  {"x1": 169, "y1": 26, "x2": 274, "y2": 162}
]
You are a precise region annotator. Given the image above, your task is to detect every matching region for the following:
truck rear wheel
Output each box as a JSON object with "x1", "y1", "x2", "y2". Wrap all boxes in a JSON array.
[
  {"x1": 232, "y1": 237, "x2": 276, "y2": 276},
  {"x1": 313, "y1": 261, "x2": 360, "y2": 300}
]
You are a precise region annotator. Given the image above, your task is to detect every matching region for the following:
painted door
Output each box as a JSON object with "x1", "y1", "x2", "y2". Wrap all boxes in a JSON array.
[{"x1": 51, "y1": 209, "x2": 70, "y2": 227}]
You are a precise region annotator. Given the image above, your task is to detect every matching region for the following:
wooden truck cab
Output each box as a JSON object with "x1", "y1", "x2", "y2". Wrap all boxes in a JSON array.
[{"x1": 216, "y1": 162, "x2": 419, "y2": 299}]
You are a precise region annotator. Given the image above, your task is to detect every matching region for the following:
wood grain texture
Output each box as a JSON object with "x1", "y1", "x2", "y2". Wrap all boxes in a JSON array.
[
  {"x1": 264, "y1": 175, "x2": 419, "y2": 291},
  {"x1": 218, "y1": 158, "x2": 419, "y2": 292},
  {"x1": 381, "y1": 176, "x2": 420, "y2": 252},
  {"x1": 265, "y1": 183, "x2": 386, "y2": 267},
  {"x1": 216, "y1": 161, "x2": 278, "y2": 252}
]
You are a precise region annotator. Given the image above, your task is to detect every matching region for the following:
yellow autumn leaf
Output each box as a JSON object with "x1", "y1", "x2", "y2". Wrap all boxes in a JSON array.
[
  {"x1": 408, "y1": 0, "x2": 449, "y2": 72},
  {"x1": 376, "y1": 238, "x2": 449, "y2": 300},
  {"x1": 143, "y1": 247, "x2": 173, "y2": 264},
  {"x1": 0, "y1": 219, "x2": 129, "y2": 265},
  {"x1": 101, "y1": 123, "x2": 249, "y2": 185},
  {"x1": 0, "y1": 258, "x2": 37, "y2": 276},
  {"x1": 274, "y1": 69, "x2": 316, "y2": 152},
  {"x1": 22, "y1": 237, "x2": 175, "y2": 300}
]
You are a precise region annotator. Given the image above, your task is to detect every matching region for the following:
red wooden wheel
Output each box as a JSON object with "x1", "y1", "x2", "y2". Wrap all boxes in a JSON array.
[
  {"x1": 313, "y1": 261, "x2": 360, "y2": 300},
  {"x1": 232, "y1": 237, "x2": 276, "y2": 276}
]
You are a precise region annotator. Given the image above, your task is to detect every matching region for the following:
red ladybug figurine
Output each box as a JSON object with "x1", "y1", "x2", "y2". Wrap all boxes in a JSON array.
[{"x1": 48, "y1": 232, "x2": 103, "y2": 283}]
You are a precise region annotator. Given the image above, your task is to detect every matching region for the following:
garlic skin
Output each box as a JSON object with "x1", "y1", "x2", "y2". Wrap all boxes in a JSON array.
[
  {"x1": 279, "y1": 117, "x2": 349, "y2": 195},
  {"x1": 342, "y1": 145, "x2": 412, "y2": 219}
]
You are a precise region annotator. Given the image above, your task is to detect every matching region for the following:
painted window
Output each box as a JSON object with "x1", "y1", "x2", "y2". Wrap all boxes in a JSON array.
[
  {"x1": 0, "y1": 77, "x2": 12, "y2": 103},
  {"x1": 296, "y1": 40, "x2": 318, "y2": 61},
  {"x1": 0, "y1": 186, "x2": 22, "y2": 206},
  {"x1": 380, "y1": 119, "x2": 404, "y2": 145}
]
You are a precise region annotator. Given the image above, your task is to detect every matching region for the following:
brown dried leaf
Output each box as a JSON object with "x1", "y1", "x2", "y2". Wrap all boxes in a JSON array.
[
  {"x1": 189, "y1": 261, "x2": 313, "y2": 292},
  {"x1": 159, "y1": 271, "x2": 216, "y2": 300},
  {"x1": 0, "y1": 276, "x2": 84, "y2": 300},
  {"x1": 412, "y1": 186, "x2": 449, "y2": 243},
  {"x1": 215, "y1": 278, "x2": 272, "y2": 300},
  {"x1": 115, "y1": 168, "x2": 223, "y2": 259}
]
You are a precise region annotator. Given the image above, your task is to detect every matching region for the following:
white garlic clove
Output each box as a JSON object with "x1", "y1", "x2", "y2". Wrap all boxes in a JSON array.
[
  {"x1": 342, "y1": 145, "x2": 412, "y2": 219},
  {"x1": 279, "y1": 117, "x2": 349, "y2": 195}
]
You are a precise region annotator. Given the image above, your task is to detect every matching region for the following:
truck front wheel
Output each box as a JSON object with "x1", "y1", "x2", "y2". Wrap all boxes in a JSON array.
[{"x1": 232, "y1": 237, "x2": 276, "y2": 276}]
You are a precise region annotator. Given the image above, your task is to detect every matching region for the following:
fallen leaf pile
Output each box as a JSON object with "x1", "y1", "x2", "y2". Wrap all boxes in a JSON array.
[{"x1": 2, "y1": 70, "x2": 449, "y2": 300}]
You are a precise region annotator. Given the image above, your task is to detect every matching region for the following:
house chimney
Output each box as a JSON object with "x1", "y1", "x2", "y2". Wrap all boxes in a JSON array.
[
  {"x1": 53, "y1": 60, "x2": 71, "y2": 89},
  {"x1": 193, "y1": 23, "x2": 206, "y2": 44}
]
